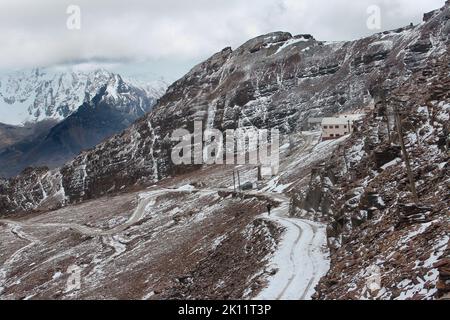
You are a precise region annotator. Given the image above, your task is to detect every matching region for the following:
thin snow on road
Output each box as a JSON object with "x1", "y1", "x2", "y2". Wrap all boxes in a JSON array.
[
  {"x1": 0, "y1": 224, "x2": 41, "y2": 295},
  {"x1": 254, "y1": 193, "x2": 330, "y2": 300},
  {"x1": 0, "y1": 168, "x2": 331, "y2": 300},
  {"x1": 0, "y1": 189, "x2": 166, "y2": 238}
]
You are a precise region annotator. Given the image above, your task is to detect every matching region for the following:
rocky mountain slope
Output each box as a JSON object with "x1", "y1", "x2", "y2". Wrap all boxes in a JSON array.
[
  {"x1": 308, "y1": 55, "x2": 450, "y2": 300},
  {"x1": 0, "y1": 79, "x2": 159, "y2": 178},
  {"x1": 0, "y1": 128, "x2": 335, "y2": 300},
  {"x1": 0, "y1": 3, "x2": 448, "y2": 301},
  {"x1": 0, "y1": 3, "x2": 449, "y2": 213},
  {"x1": 0, "y1": 121, "x2": 58, "y2": 150}
]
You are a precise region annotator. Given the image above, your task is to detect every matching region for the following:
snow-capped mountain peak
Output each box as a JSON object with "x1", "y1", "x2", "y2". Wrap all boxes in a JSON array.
[{"x1": 0, "y1": 68, "x2": 165, "y2": 126}]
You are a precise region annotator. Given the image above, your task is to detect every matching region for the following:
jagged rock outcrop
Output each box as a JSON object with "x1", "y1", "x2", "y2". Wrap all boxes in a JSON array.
[
  {"x1": 1, "y1": 3, "x2": 450, "y2": 215},
  {"x1": 311, "y1": 55, "x2": 450, "y2": 300}
]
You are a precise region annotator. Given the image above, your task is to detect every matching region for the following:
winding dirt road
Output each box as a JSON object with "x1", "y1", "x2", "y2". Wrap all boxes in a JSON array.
[
  {"x1": 0, "y1": 184, "x2": 329, "y2": 300},
  {"x1": 253, "y1": 192, "x2": 329, "y2": 300},
  {"x1": 0, "y1": 189, "x2": 170, "y2": 237}
]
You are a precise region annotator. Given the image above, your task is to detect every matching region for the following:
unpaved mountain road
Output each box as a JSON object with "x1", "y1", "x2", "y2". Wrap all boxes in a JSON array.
[
  {"x1": 0, "y1": 188, "x2": 194, "y2": 294},
  {"x1": 0, "y1": 224, "x2": 41, "y2": 294},
  {"x1": 251, "y1": 192, "x2": 329, "y2": 300},
  {"x1": 0, "y1": 189, "x2": 170, "y2": 237},
  {"x1": 0, "y1": 185, "x2": 328, "y2": 300}
]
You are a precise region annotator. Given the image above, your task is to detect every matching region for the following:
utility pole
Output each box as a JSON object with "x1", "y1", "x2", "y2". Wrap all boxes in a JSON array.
[
  {"x1": 384, "y1": 96, "x2": 392, "y2": 145},
  {"x1": 427, "y1": 101, "x2": 435, "y2": 127},
  {"x1": 237, "y1": 170, "x2": 241, "y2": 192},
  {"x1": 394, "y1": 105, "x2": 419, "y2": 203},
  {"x1": 233, "y1": 170, "x2": 236, "y2": 193},
  {"x1": 257, "y1": 165, "x2": 262, "y2": 181},
  {"x1": 342, "y1": 145, "x2": 349, "y2": 173}
]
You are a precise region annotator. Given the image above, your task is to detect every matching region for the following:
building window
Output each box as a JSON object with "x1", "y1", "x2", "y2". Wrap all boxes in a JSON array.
[
  {"x1": 330, "y1": 134, "x2": 334, "y2": 137},
  {"x1": 335, "y1": 125, "x2": 339, "y2": 129},
  {"x1": 323, "y1": 126, "x2": 328, "y2": 129},
  {"x1": 344, "y1": 125, "x2": 347, "y2": 129},
  {"x1": 336, "y1": 134, "x2": 341, "y2": 137}
]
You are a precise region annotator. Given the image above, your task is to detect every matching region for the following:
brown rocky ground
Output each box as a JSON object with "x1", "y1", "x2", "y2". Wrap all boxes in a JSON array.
[
  {"x1": 0, "y1": 183, "x2": 283, "y2": 300},
  {"x1": 0, "y1": 123, "x2": 339, "y2": 300},
  {"x1": 311, "y1": 58, "x2": 450, "y2": 300}
]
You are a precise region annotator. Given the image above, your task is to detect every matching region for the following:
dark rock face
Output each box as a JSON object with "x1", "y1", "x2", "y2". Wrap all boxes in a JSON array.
[
  {"x1": 436, "y1": 252, "x2": 450, "y2": 298},
  {"x1": 0, "y1": 167, "x2": 65, "y2": 213},
  {"x1": 311, "y1": 55, "x2": 450, "y2": 299},
  {"x1": 0, "y1": 121, "x2": 57, "y2": 150},
  {"x1": 373, "y1": 145, "x2": 401, "y2": 169},
  {"x1": 409, "y1": 39, "x2": 433, "y2": 53},
  {"x1": 300, "y1": 164, "x2": 336, "y2": 215},
  {"x1": 1, "y1": 3, "x2": 450, "y2": 215},
  {"x1": 396, "y1": 204, "x2": 434, "y2": 228}
]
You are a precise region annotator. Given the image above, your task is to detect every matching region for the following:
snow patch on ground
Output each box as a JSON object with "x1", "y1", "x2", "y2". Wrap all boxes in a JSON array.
[
  {"x1": 176, "y1": 184, "x2": 196, "y2": 192},
  {"x1": 211, "y1": 234, "x2": 227, "y2": 250},
  {"x1": 254, "y1": 194, "x2": 330, "y2": 300},
  {"x1": 275, "y1": 38, "x2": 309, "y2": 54}
]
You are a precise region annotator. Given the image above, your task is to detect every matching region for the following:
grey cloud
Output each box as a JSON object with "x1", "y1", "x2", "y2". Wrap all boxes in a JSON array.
[{"x1": 0, "y1": 0, "x2": 445, "y2": 76}]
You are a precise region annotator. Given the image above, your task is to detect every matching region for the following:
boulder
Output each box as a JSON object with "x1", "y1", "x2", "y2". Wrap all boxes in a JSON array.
[
  {"x1": 396, "y1": 203, "x2": 433, "y2": 227},
  {"x1": 409, "y1": 39, "x2": 433, "y2": 53},
  {"x1": 240, "y1": 182, "x2": 254, "y2": 191}
]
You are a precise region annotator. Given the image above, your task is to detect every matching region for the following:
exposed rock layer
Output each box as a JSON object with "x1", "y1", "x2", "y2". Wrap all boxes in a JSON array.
[{"x1": 1, "y1": 3, "x2": 449, "y2": 215}]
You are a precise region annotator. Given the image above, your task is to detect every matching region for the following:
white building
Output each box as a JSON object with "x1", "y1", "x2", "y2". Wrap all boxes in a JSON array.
[{"x1": 321, "y1": 114, "x2": 363, "y2": 140}]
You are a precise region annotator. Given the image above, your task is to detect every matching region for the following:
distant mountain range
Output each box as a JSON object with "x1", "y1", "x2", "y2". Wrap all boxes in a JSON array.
[
  {"x1": 0, "y1": 68, "x2": 167, "y2": 125},
  {"x1": 0, "y1": 68, "x2": 167, "y2": 177}
]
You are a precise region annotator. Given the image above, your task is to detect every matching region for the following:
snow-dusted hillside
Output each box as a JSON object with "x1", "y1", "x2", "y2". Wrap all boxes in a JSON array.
[
  {"x1": 1, "y1": 2, "x2": 449, "y2": 214},
  {"x1": 310, "y1": 59, "x2": 450, "y2": 299},
  {"x1": 0, "y1": 3, "x2": 448, "y2": 301},
  {"x1": 0, "y1": 68, "x2": 166, "y2": 126},
  {"x1": 0, "y1": 128, "x2": 333, "y2": 300}
]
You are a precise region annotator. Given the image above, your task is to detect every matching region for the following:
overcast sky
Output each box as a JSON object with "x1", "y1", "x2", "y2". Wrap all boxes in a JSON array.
[{"x1": 0, "y1": 0, "x2": 445, "y2": 82}]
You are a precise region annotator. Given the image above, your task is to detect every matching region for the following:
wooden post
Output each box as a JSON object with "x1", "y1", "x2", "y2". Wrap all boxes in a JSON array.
[
  {"x1": 342, "y1": 145, "x2": 349, "y2": 173},
  {"x1": 427, "y1": 101, "x2": 436, "y2": 127},
  {"x1": 237, "y1": 170, "x2": 241, "y2": 192},
  {"x1": 384, "y1": 98, "x2": 392, "y2": 145},
  {"x1": 288, "y1": 135, "x2": 294, "y2": 155},
  {"x1": 232, "y1": 170, "x2": 236, "y2": 193},
  {"x1": 394, "y1": 106, "x2": 419, "y2": 203}
]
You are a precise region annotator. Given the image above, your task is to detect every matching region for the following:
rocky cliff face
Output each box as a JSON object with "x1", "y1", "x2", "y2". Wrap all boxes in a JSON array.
[
  {"x1": 308, "y1": 55, "x2": 449, "y2": 300},
  {"x1": 1, "y1": 3, "x2": 449, "y2": 215}
]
